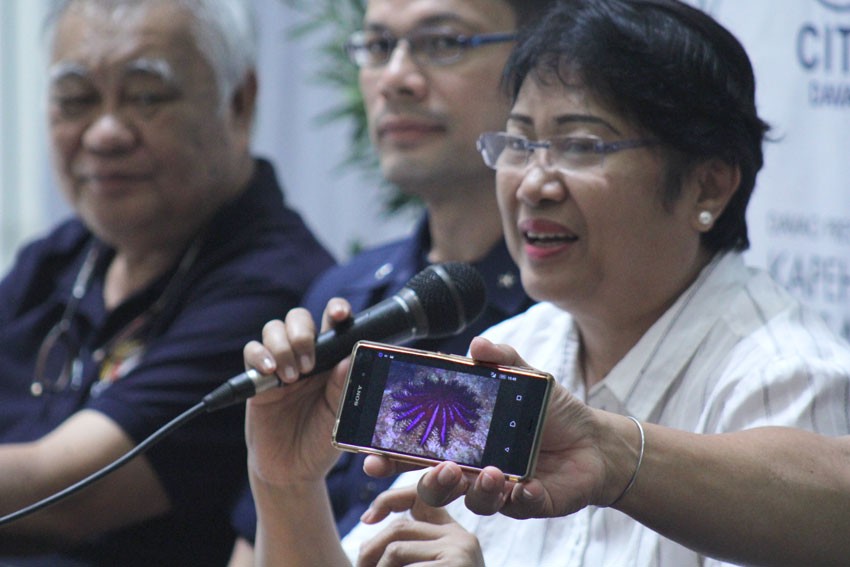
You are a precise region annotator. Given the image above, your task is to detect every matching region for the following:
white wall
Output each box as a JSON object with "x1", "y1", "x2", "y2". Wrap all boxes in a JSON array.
[{"x1": 0, "y1": 0, "x2": 55, "y2": 272}]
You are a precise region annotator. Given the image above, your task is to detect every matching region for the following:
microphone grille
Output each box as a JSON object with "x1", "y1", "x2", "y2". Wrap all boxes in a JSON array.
[{"x1": 405, "y1": 262, "x2": 487, "y2": 337}]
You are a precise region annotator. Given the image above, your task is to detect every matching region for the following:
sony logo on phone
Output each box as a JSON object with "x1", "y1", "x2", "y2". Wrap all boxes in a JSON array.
[{"x1": 353, "y1": 384, "x2": 363, "y2": 406}]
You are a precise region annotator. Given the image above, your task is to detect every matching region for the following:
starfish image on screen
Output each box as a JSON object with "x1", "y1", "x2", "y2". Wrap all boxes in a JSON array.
[
  {"x1": 392, "y1": 376, "x2": 481, "y2": 446},
  {"x1": 372, "y1": 361, "x2": 498, "y2": 464}
]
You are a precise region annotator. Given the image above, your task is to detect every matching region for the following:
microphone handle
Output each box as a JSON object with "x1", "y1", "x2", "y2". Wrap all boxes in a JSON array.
[
  {"x1": 311, "y1": 294, "x2": 421, "y2": 375},
  {"x1": 203, "y1": 290, "x2": 427, "y2": 412}
]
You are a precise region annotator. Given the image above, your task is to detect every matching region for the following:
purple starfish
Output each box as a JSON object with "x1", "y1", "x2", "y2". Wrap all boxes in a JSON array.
[{"x1": 391, "y1": 377, "x2": 481, "y2": 447}]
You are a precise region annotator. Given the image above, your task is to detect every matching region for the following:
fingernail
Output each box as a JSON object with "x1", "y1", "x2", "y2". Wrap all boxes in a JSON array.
[
  {"x1": 260, "y1": 357, "x2": 275, "y2": 373},
  {"x1": 300, "y1": 355, "x2": 313, "y2": 372},
  {"x1": 480, "y1": 472, "x2": 497, "y2": 491},
  {"x1": 522, "y1": 487, "x2": 534, "y2": 500},
  {"x1": 284, "y1": 365, "x2": 298, "y2": 380},
  {"x1": 437, "y1": 464, "x2": 455, "y2": 486}
]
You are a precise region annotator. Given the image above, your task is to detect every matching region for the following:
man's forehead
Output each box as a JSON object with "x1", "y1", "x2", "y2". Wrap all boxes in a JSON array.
[{"x1": 364, "y1": 0, "x2": 516, "y2": 31}]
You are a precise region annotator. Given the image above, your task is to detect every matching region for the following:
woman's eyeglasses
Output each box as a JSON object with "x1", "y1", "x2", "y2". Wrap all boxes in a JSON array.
[{"x1": 476, "y1": 132, "x2": 657, "y2": 172}]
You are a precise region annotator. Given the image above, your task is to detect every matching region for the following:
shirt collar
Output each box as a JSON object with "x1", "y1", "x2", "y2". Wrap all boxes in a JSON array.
[{"x1": 589, "y1": 252, "x2": 748, "y2": 420}]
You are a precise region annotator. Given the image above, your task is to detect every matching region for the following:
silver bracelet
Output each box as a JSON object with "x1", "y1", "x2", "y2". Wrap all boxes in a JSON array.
[{"x1": 608, "y1": 416, "x2": 645, "y2": 507}]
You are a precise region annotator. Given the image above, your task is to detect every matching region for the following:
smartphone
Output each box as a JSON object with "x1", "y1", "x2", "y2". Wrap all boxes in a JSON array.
[{"x1": 332, "y1": 341, "x2": 554, "y2": 481}]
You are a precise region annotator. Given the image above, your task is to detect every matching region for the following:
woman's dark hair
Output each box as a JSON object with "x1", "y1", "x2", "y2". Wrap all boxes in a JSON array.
[
  {"x1": 505, "y1": 0, "x2": 558, "y2": 28},
  {"x1": 504, "y1": 0, "x2": 771, "y2": 252}
]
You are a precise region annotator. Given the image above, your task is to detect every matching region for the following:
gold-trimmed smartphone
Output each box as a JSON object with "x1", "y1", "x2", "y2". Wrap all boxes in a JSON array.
[{"x1": 332, "y1": 341, "x2": 553, "y2": 481}]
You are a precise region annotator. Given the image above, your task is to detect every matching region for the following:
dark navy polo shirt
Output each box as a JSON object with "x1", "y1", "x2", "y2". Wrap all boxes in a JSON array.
[{"x1": 0, "y1": 158, "x2": 335, "y2": 566}]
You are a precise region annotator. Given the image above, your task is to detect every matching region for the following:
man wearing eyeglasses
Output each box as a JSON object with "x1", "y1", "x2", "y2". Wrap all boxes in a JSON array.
[
  {"x1": 226, "y1": 0, "x2": 551, "y2": 564},
  {"x1": 0, "y1": 1, "x2": 334, "y2": 565}
]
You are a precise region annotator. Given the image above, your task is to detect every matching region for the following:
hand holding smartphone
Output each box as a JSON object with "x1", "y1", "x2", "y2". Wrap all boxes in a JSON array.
[{"x1": 332, "y1": 341, "x2": 553, "y2": 481}]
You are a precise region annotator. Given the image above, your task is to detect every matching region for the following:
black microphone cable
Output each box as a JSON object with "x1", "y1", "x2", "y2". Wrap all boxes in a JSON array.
[{"x1": 0, "y1": 400, "x2": 205, "y2": 527}]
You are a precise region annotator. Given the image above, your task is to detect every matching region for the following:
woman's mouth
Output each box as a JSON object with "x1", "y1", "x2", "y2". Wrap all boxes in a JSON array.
[
  {"x1": 524, "y1": 230, "x2": 578, "y2": 246},
  {"x1": 519, "y1": 220, "x2": 579, "y2": 259}
]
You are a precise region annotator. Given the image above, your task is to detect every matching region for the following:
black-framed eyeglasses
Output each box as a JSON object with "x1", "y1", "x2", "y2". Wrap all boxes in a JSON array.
[
  {"x1": 344, "y1": 28, "x2": 517, "y2": 68},
  {"x1": 31, "y1": 246, "x2": 100, "y2": 396},
  {"x1": 32, "y1": 317, "x2": 85, "y2": 396},
  {"x1": 477, "y1": 132, "x2": 658, "y2": 172}
]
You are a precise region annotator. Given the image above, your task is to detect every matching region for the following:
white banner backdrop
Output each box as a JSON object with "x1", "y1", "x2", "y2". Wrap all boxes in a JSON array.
[{"x1": 689, "y1": 0, "x2": 850, "y2": 341}]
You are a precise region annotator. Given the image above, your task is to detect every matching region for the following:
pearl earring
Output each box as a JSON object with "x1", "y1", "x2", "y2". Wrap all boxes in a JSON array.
[{"x1": 698, "y1": 211, "x2": 713, "y2": 227}]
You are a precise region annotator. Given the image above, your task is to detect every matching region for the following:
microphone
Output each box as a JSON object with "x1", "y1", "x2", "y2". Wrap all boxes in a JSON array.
[{"x1": 203, "y1": 262, "x2": 487, "y2": 412}]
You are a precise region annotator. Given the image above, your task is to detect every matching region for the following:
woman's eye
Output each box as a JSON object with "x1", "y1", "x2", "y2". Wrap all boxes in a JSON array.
[
  {"x1": 561, "y1": 139, "x2": 599, "y2": 154},
  {"x1": 423, "y1": 34, "x2": 460, "y2": 54},
  {"x1": 505, "y1": 137, "x2": 528, "y2": 151}
]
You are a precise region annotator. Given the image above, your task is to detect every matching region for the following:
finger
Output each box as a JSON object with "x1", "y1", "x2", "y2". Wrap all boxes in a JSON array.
[
  {"x1": 363, "y1": 455, "x2": 398, "y2": 478},
  {"x1": 242, "y1": 340, "x2": 290, "y2": 407},
  {"x1": 462, "y1": 467, "x2": 511, "y2": 516},
  {"x1": 359, "y1": 519, "x2": 459, "y2": 567},
  {"x1": 416, "y1": 462, "x2": 471, "y2": 508},
  {"x1": 325, "y1": 356, "x2": 352, "y2": 405},
  {"x1": 243, "y1": 340, "x2": 276, "y2": 375},
  {"x1": 277, "y1": 308, "x2": 318, "y2": 378},
  {"x1": 363, "y1": 454, "x2": 422, "y2": 478},
  {"x1": 468, "y1": 336, "x2": 532, "y2": 368},
  {"x1": 258, "y1": 319, "x2": 300, "y2": 382},
  {"x1": 361, "y1": 486, "x2": 419, "y2": 524},
  {"x1": 321, "y1": 297, "x2": 353, "y2": 332},
  {"x1": 499, "y1": 479, "x2": 548, "y2": 520},
  {"x1": 357, "y1": 518, "x2": 417, "y2": 567},
  {"x1": 361, "y1": 485, "x2": 456, "y2": 526},
  {"x1": 373, "y1": 539, "x2": 447, "y2": 567},
  {"x1": 410, "y1": 496, "x2": 454, "y2": 525}
]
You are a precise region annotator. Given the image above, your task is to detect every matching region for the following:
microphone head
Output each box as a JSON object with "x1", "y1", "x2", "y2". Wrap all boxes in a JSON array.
[{"x1": 404, "y1": 262, "x2": 487, "y2": 337}]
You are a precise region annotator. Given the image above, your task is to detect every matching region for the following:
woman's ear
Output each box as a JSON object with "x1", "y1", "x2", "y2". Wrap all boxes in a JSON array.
[{"x1": 688, "y1": 158, "x2": 741, "y2": 232}]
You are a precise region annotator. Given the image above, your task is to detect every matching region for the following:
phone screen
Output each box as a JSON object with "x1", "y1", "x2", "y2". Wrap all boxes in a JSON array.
[{"x1": 332, "y1": 341, "x2": 553, "y2": 480}]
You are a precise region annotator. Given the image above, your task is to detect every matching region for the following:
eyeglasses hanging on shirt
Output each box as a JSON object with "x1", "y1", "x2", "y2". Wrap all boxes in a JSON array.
[{"x1": 30, "y1": 236, "x2": 204, "y2": 397}]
